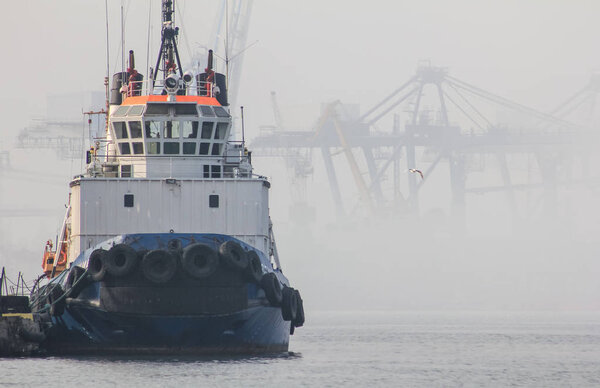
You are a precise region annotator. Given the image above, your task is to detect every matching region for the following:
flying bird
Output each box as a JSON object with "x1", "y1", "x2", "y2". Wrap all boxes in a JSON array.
[{"x1": 409, "y1": 169, "x2": 424, "y2": 180}]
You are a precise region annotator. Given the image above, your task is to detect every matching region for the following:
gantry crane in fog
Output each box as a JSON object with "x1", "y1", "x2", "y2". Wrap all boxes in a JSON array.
[{"x1": 252, "y1": 63, "x2": 600, "y2": 226}]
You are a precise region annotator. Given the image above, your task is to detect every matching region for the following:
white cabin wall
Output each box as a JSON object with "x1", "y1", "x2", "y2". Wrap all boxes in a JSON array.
[{"x1": 69, "y1": 178, "x2": 269, "y2": 260}]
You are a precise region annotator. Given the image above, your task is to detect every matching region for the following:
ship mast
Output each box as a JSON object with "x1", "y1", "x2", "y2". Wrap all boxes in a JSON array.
[{"x1": 152, "y1": 0, "x2": 184, "y2": 85}]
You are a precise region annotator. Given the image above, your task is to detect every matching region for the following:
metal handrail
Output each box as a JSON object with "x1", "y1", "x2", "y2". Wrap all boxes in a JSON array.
[{"x1": 125, "y1": 79, "x2": 215, "y2": 98}]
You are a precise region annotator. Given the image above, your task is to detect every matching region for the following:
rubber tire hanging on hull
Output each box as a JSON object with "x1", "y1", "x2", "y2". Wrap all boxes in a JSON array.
[
  {"x1": 106, "y1": 244, "x2": 138, "y2": 277},
  {"x1": 181, "y1": 243, "x2": 219, "y2": 279},
  {"x1": 142, "y1": 249, "x2": 178, "y2": 284},
  {"x1": 47, "y1": 285, "x2": 65, "y2": 317},
  {"x1": 281, "y1": 286, "x2": 298, "y2": 322},
  {"x1": 292, "y1": 289, "x2": 305, "y2": 327},
  {"x1": 87, "y1": 249, "x2": 107, "y2": 281},
  {"x1": 219, "y1": 241, "x2": 248, "y2": 271},
  {"x1": 65, "y1": 266, "x2": 88, "y2": 298},
  {"x1": 260, "y1": 273, "x2": 282, "y2": 307},
  {"x1": 245, "y1": 251, "x2": 263, "y2": 283}
]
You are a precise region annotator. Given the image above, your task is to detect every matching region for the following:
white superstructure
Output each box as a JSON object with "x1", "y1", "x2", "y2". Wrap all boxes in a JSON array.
[{"x1": 62, "y1": 92, "x2": 271, "y2": 267}]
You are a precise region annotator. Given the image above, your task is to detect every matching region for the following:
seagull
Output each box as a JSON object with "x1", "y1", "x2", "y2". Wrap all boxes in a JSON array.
[{"x1": 409, "y1": 169, "x2": 424, "y2": 180}]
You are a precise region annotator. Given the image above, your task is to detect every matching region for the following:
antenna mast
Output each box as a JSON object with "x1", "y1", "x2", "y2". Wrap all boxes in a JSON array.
[{"x1": 152, "y1": 0, "x2": 184, "y2": 85}]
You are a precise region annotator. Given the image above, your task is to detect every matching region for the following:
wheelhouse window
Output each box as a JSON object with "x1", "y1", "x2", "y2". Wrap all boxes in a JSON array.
[
  {"x1": 129, "y1": 121, "x2": 143, "y2": 138},
  {"x1": 147, "y1": 142, "x2": 160, "y2": 154},
  {"x1": 163, "y1": 121, "x2": 180, "y2": 139},
  {"x1": 211, "y1": 144, "x2": 222, "y2": 156},
  {"x1": 164, "y1": 142, "x2": 179, "y2": 154},
  {"x1": 114, "y1": 122, "x2": 128, "y2": 139},
  {"x1": 132, "y1": 142, "x2": 144, "y2": 154},
  {"x1": 183, "y1": 142, "x2": 196, "y2": 155},
  {"x1": 145, "y1": 121, "x2": 161, "y2": 138},
  {"x1": 182, "y1": 121, "x2": 199, "y2": 138},
  {"x1": 119, "y1": 143, "x2": 131, "y2": 155},
  {"x1": 201, "y1": 122, "x2": 213, "y2": 139},
  {"x1": 215, "y1": 122, "x2": 228, "y2": 139},
  {"x1": 113, "y1": 105, "x2": 232, "y2": 158},
  {"x1": 199, "y1": 142, "x2": 210, "y2": 155}
]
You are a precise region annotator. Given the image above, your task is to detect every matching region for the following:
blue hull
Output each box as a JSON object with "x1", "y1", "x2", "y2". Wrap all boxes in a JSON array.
[{"x1": 36, "y1": 233, "x2": 294, "y2": 355}]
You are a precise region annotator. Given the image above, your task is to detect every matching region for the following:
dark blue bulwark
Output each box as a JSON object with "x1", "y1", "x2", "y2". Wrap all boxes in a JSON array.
[{"x1": 40, "y1": 233, "x2": 291, "y2": 354}]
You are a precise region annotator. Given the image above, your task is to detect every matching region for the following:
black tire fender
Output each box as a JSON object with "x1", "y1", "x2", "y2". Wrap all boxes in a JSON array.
[
  {"x1": 219, "y1": 241, "x2": 248, "y2": 271},
  {"x1": 47, "y1": 285, "x2": 65, "y2": 317},
  {"x1": 181, "y1": 243, "x2": 219, "y2": 279},
  {"x1": 245, "y1": 250, "x2": 263, "y2": 284},
  {"x1": 281, "y1": 286, "x2": 298, "y2": 322},
  {"x1": 292, "y1": 289, "x2": 305, "y2": 327},
  {"x1": 141, "y1": 249, "x2": 178, "y2": 284},
  {"x1": 87, "y1": 249, "x2": 107, "y2": 281},
  {"x1": 65, "y1": 266, "x2": 88, "y2": 298},
  {"x1": 260, "y1": 272, "x2": 282, "y2": 307},
  {"x1": 106, "y1": 244, "x2": 138, "y2": 277}
]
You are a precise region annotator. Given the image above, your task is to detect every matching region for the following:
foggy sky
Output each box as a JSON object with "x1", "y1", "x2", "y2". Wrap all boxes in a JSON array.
[{"x1": 1, "y1": 1, "x2": 600, "y2": 311}]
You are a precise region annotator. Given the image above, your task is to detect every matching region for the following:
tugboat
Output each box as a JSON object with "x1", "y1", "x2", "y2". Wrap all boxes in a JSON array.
[{"x1": 31, "y1": 0, "x2": 304, "y2": 354}]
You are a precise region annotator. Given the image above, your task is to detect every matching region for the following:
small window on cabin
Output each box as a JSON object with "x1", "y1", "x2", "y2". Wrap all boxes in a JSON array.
[
  {"x1": 113, "y1": 106, "x2": 130, "y2": 117},
  {"x1": 146, "y1": 104, "x2": 170, "y2": 115},
  {"x1": 213, "y1": 107, "x2": 230, "y2": 118},
  {"x1": 121, "y1": 165, "x2": 132, "y2": 178},
  {"x1": 124, "y1": 194, "x2": 134, "y2": 207},
  {"x1": 163, "y1": 121, "x2": 180, "y2": 139},
  {"x1": 201, "y1": 122, "x2": 214, "y2": 139},
  {"x1": 203, "y1": 165, "x2": 210, "y2": 178},
  {"x1": 211, "y1": 165, "x2": 221, "y2": 178},
  {"x1": 147, "y1": 142, "x2": 160, "y2": 154},
  {"x1": 175, "y1": 104, "x2": 198, "y2": 116},
  {"x1": 215, "y1": 122, "x2": 228, "y2": 139},
  {"x1": 211, "y1": 143, "x2": 222, "y2": 156},
  {"x1": 145, "y1": 121, "x2": 161, "y2": 138},
  {"x1": 132, "y1": 142, "x2": 144, "y2": 154},
  {"x1": 200, "y1": 106, "x2": 215, "y2": 117},
  {"x1": 114, "y1": 122, "x2": 128, "y2": 139},
  {"x1": 209, "y1": 194, "x2": 219, "y2": 208},
  {"x1": 183, "y1": 142, "x2": 196, "y2": 155},
  {"x1": 119, "y1": 142, "x2": 131, "y2": 155},
  {"x1": 128, "y1": 105, "x2": 145, "y2": 116},
  {"x1": 164, "y1": 142, "x2": 180, "y2": 155},
  {"x1": 129, "y1": 121, "x2": 143, "y2": 138},
  {"x1": 199, "y1": 142, "x2": 210, "y2": 155},
  {"x1": 182, "y1": 121, "x2": 198, "y2": 138}
]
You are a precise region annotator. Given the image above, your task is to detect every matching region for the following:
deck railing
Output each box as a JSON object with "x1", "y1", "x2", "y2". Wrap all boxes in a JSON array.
[{"x1": 125, "y1": 79, "x2": 216, "y2": 98}]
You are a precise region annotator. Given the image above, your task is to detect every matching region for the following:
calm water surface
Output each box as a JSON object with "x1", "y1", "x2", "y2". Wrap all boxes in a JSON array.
[{"x1": 1, "y1": 311, "x2": 599, "y2": 387}]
